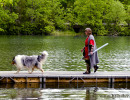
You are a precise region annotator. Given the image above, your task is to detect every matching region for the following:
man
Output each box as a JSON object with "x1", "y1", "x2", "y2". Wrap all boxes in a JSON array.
[{"x1": 81, "y1": 28, "x2": 99, "y2": 74}]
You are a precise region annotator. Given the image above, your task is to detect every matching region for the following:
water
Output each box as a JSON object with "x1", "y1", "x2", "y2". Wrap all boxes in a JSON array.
[
  {"x1": 0, "y1": 35, "x2": 130, "y2": 99},
  {"x1": 0, "y1": 35, "x2": 129, "y2": 71},
  {"x1": 0, "y1": 83, "x2": 130, "y2": 100}
]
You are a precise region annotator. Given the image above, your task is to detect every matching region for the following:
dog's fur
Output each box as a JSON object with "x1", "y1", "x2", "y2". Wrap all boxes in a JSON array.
[{"x1": 12, "y1": 51, "x2": 48, "y2": 74}]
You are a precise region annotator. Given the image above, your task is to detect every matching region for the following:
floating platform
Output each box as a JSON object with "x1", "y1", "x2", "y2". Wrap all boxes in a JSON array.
[{"x1": 0, "y1": 71, "x2": 130, "y2": 83}]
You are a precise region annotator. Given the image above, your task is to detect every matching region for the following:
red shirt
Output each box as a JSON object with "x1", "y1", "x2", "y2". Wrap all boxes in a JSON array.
[{"x1": 84, "y1": 36, "x2": 94, "y2": 60}]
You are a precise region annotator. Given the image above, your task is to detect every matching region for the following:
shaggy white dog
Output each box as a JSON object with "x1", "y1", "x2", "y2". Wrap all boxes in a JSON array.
[{"x1": 12, "y1": 51, "x2": 48, "y2": 74}]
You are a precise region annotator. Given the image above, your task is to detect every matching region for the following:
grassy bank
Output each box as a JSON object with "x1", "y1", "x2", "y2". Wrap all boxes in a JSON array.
[{"x1": 51, "y1": 30, "x2": 83, "y2": 36}]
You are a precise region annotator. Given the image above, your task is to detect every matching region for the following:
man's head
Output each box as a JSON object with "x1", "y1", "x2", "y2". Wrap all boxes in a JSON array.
[{"x1": 85, "y1": 28, "x2": 92, "y2": 36}]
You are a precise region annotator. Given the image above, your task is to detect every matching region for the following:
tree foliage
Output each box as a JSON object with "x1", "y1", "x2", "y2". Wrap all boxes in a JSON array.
[{"x1": 0, "y1": 0, "x2": 129, "y2": 35}]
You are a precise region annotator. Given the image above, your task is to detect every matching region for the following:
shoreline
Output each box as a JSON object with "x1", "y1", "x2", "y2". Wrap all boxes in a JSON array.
[{"x1": 0, "y1": 30, "x2": 130, "y2": 36}]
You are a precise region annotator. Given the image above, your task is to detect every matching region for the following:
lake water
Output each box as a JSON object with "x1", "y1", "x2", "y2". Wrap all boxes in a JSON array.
[
  {"x1": 0, "y1": 82, "x2": 130, "y2": 100},
  {"x1": 0, "y1": 35, "x2": 129, "y2": 71},
  {"x1": 0, "y1": 35, "x2": 130, "y2": 99}
]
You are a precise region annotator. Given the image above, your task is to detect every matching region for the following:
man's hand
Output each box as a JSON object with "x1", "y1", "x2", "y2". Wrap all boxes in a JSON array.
[
  {"x1": 81, "y1": 49, "x2": 84, "y2": 52},
  {"x1": 81, "y1": 47, "x2": 85, "y2": 52},
  {"x1": 90, "y1": 52, "x2": 93, "y2": 55}
]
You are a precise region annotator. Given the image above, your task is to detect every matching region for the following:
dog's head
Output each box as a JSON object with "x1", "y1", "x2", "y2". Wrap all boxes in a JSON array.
[
  {"x1": 41, "y1": 51, "x2": 48, "y2": 56},
  {"x1": 11, "y1": 57, "x2": 16, "y2": 65},
  {"x1": 38, "y1": 51, "x2": 48, "y2": 62}
]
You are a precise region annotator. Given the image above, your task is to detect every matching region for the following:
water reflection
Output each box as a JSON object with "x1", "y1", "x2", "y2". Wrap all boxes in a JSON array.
[{"x1": 1, "y1": 83, "x2": 130, "y2": 100}]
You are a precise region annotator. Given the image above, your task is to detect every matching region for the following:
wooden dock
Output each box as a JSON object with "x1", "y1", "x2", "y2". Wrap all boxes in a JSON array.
[{"x1": 0, "y1": 71, "x2": 130, "y2": 83}]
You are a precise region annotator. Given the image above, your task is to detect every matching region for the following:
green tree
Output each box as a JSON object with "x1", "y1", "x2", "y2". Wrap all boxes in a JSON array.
[
  {"x1": 0, "y1": 0, "x2": 129, "y2": 35},
  {"x1": 73, "y1": 0, "x2": 108, "y2": 35},
  {"x1": 59, "y1": 0, "x2": 75, "y2": 8},
  {"x1": 125, "y1": 5, "x2": 130, "y2": 35},
  {"x1": 0, "y1": 7, "x2": 18, "y2": 34},
  {"x1": 71, "y1": 0, "x2": 128, "y2": 35},
  {"x1": 0, "y1": 0, "x2": 65, "y2": 35},
  {"x1": 14, "y1": 0, "x2": 64, "y2": 35},
  {"x1": 104, "y1": 0, "x2": 127, "y2": 35}
]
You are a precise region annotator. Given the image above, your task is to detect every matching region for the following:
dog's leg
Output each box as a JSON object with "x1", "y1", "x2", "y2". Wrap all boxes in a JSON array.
[
  {"x1": 28, "y1": 68, "x2": 32, "y2": 74},
  {"x1": 37, "y1": 64, "x2": 44, "y2": 73},
  {"x1": 15, "y1": 68, "x2": 20, "y2": 74},
  {"x1": 30, "y1": 68, "x2": 34, "y2": 74},
  {"x1": 40, "y1": 68, "x2": 44, "y2": 73}
]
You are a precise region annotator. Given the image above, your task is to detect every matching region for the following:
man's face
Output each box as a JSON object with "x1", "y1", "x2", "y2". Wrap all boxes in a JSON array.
[{"x1": 85, "y1": 30, "x2": 90, "y2": 36}]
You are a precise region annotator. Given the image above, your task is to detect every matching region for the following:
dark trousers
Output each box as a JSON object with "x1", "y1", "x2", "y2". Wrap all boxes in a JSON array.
[{"x1": 85, "y1": 60, "x2": 98, "y2": 73}]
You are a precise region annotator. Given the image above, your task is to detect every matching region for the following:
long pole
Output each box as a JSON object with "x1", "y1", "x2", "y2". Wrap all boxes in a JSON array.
[
  {"x1": 80, "y1": 43, "x2": 109, "y2": 61},
  {"x1": 89, "y1": 43, "x2": 109, "y2": 56}
]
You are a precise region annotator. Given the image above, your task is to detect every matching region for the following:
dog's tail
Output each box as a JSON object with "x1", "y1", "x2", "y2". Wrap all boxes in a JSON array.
[{"x1": 12, "y1": 56, "x2": 16, "y2": 64}]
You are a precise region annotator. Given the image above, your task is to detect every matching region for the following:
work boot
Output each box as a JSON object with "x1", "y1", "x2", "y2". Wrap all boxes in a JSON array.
[
  {"x1": 83, "y1": 66, "x2": 91, "y2": 74},
  {"x1": 94, "y1": 65, "x2": 99, "y2": 73},
  {"x1": 83, "y1": 71, "x2": 90, "y2": 74}
]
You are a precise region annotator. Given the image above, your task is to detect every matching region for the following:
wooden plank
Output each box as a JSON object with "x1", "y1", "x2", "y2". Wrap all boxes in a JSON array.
[
  {"x1": 0, "y1": 71, "x2": 130, "y2": 83},
  {"x1": 13, "y1": 77, "x2": 26, "y2": 82},
  {"x1": 114, "y1": 78, "x2": 126, "y2": 82},
  {"x1": 46, "y1": 78, "x2": 58, "y2": 82},
  {"x1": 27, "y1": 77, "x2": 40, "y2": 83}
]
